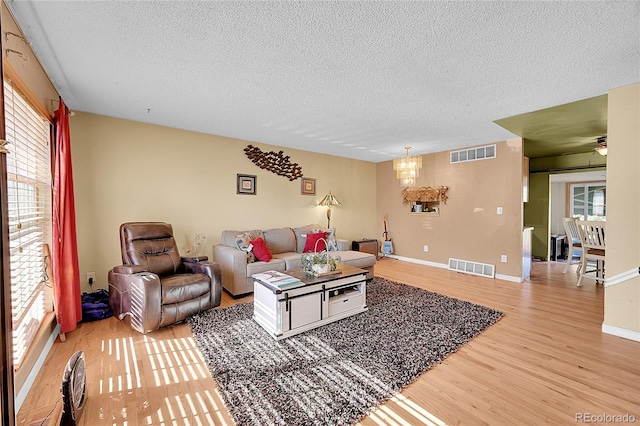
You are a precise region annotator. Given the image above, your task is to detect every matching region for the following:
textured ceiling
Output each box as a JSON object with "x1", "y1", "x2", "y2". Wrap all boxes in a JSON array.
[{"x1": 6, "y1": 1, "x2": 639, "y2": 162}]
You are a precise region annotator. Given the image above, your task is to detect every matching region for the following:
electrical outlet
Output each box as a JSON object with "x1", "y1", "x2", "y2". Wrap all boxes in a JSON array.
[
  {"x1": 501, "y1": 255, "x2": 507, "y2": 263},
  {"x1": 497, "y1": 207, "x2": 503, "y2": 215},
  {"x1": 423, "y1": 245, "x2": 429, "y2": 252},
  {"x1": 87, "y1": 272, "x2": 96, "y2": 284}
]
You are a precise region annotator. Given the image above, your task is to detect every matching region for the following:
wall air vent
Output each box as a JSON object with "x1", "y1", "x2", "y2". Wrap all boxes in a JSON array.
[
  {"x1": 448, "y1": 258, "x2": 495, "y2": 278},
  {"x1": 450, "y1": 144, "x2": 496, "y2": 164}
]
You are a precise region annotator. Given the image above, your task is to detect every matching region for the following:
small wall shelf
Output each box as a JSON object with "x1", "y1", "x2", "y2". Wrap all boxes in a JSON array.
[
  {"x1": 409, "y1": 200, "x2": 440, "y2": 215},
  {"x1": 402, "y1": 186, "x2": 448, "y2": 217},
  {"x1": 409, "y1": 211, "x2": 439, "y2": 217}
]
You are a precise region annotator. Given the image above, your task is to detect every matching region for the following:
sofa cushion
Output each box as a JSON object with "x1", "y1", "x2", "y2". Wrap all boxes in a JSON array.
[
  {"x1": 326, "y1": 228, "x2": 338, "y2": 251},
  {"x1": 293, "y1": 224, "x2": 322, "y2": 253},
  {"x1": 311, "y1": 227, "x2": 338, "y2": 251},
  {"x1": 336, "y1": 250, "x2": 377, "y2": 269},
  {"x1": 272, "y1": 252, "x2": 303, "y2": 270},
  {"x1": 250, "y1": 237, "x2": 272, "y2": 262},
  {"x1": 263, "y1": 227, "x2": 296, "y2": 254},
  {"x1": 221, "y1": 229, "x2": 262, "y2": 248},
  {"x1": 303, "y1": 232, "x2": 327, "y2": 252},
  {"x1": 246, "y1": 258, "x2": 286, "y2": 277},
  {"x1": 235, "y1": 231, "x2": 258, "y2": 263},
  {"x1": 160, "y1": 273, "x2": 211, "y2": 304}
]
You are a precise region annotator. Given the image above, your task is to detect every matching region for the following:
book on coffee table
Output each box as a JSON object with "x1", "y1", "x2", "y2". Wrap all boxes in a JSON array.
[{"x1": 253, "y1": 270, "x2": 303, "y2": 289}]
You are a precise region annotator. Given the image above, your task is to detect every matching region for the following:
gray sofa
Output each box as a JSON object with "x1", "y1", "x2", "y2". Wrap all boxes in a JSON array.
[{"x1": 213, "y1": 224, "x2": 377, "y2": 297}]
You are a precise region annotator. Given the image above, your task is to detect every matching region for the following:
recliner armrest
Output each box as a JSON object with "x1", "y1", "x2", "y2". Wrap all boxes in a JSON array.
[
  {"x1": 108, "y1": 268, "x2": 162, "y2": 334},
  {"x1": 182, "y1": 261, "x2": 222, "y2": 308},
  {"x1": 113, "y1": 264, "x2": 147, "y2": 274},
  {"x1": 183, "y1": 260, "x2": 218, "y2": 278},
  {"x1": 182, "y1": 256, "x2": 209, "y2": 263}
]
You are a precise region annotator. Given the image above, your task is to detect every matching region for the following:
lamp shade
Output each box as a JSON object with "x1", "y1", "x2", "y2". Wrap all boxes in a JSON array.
[{"x1": 319, "y1": 191, "x2": 342, "y2": 207}]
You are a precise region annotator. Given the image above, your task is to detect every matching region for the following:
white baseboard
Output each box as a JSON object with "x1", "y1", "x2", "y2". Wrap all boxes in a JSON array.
[
  {"x1": 604, "y1": 267, "x2": 640, "y2": 287},
  {"x1": 602, "y1": 323, "x2": 640, "y2": 342},
  {"x1": 383, "y1": 255, "x2": 522, "y2": 283},
  {"x1": 495, "y1": 273, "x2": 524, "y2": 283},
  {"x1": 15, "y1": 323, "x2": 61, "y2": 411},
  {"x1": 382, "y1": 254, "x2": 449, "y2": 270}
]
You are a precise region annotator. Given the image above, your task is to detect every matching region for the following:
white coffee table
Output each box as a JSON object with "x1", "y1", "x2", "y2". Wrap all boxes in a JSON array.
[{"x1": 253, "y1": 264, "x2": 368, "y2": 340}]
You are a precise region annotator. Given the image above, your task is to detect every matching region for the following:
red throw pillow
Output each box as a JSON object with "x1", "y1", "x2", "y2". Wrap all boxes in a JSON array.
[
  {"x1": 250, "y1": 237, "x2": 273, "y2": 262},
  {"x1": 303, "y1": 232, "x2": 327, "y2": 253}
]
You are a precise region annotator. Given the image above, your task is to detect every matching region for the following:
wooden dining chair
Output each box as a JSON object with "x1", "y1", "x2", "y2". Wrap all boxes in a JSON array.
[
  {"x1": 562, "y1": 217, "x2": 583, "y2": 275},
  {"x1": 576, "y1": 220, "x2": 606, "y2": 287}
]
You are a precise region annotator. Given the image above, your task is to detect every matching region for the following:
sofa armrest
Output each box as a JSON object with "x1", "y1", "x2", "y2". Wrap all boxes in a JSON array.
[
  {"x1": 108, "y1": 268, "x2": 161, "y2": 334},
  {"x1": 213, "y1": 244, "x2": 249, "y2": 296}
]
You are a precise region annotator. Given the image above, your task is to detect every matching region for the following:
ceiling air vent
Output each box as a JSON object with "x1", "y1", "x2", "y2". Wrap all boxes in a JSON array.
[{"x1": 450, "y1": 144, "x2": 496, "y2": 164}]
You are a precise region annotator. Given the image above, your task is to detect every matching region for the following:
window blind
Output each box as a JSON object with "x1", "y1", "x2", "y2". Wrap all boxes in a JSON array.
[{"x1": 3, "y1": 80, "x2": 53, "y2": 368}]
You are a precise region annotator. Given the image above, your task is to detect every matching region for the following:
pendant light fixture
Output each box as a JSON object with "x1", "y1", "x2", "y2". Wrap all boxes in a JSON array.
[{"x1": 393, "y1": 146, "x2": 422, "y2": 186}]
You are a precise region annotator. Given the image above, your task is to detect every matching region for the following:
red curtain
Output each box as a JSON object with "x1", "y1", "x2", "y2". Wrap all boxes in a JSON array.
[{"x1": 52, "y1": 98, "x2": 82, "y2": 333}]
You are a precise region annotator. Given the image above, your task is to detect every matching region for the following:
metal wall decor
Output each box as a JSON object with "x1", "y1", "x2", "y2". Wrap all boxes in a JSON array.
[{"x1": 244, "y1": 144, "x2": 303, "y2": 181}]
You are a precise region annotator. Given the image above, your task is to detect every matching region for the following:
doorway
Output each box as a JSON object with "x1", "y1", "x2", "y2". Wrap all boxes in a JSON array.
[{"x1": 549, "y1": 170, "x2": 606, "y2": 262}]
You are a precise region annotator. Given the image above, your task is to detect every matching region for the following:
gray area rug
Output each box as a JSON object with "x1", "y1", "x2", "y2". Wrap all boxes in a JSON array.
[{"x1": 188, "y1": 277, "x2": 503, "y2": 426}]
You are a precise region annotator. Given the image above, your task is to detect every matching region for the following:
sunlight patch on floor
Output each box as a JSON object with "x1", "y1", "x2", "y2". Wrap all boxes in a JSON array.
[
  {"x1": 96, "y1": 335, "x2": 229, "y2": 425},
  {"x1": 390, "y1": 393, "x2": 447, "y2": 426},
  {"x1": 366, "y1": 392, "x2": 447, "y2": 425}
]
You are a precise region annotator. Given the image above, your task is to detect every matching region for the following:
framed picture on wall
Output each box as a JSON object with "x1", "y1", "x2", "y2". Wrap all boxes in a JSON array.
[
  {"x1": 301, "y1": 177, "x2": 316, "y2": 195},
  {"x1": 237, "y1": 174, "x2": 257, "y2": 195}
]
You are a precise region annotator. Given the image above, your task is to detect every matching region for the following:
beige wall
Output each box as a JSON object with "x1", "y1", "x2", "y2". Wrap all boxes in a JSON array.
[
  {"x1": 70, "y1": 112, "x2": 377, "y2": 292},
  {"x1": 376, "y1": 139, "x2": 525, "y2": 278},
  {"x1": 604, "y1": 83, "x2": 640, "y2": 335}
]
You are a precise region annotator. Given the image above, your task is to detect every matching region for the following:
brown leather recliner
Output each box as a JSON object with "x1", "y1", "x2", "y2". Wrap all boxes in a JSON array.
[{"x1": 108, "y1": 222, "x2": 222, "y2": 333}]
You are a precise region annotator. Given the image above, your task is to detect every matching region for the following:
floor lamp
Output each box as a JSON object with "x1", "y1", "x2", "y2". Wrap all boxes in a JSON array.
[{"x1": 319, "y1": 191, "x2": 342, "y2": 229}]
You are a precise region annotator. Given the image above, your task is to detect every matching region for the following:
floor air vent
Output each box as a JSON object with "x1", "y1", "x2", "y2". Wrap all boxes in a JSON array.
[
  {"x1": 450, "y1": 144, "x2": 496, "y2": 164},
  {"x1": 448, "y1": 258, "x2": 495, "y2": 278}
]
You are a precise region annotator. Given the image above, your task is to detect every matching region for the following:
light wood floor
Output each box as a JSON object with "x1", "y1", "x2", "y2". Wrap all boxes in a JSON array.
[{"x1": 17, "y1": 260, "x2": 640, "y2": 426}]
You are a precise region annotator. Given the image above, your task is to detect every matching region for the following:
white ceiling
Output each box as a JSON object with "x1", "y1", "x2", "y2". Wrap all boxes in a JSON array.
[{"x1": 6, "y1": 1, "x2": 639, "y2": 163}]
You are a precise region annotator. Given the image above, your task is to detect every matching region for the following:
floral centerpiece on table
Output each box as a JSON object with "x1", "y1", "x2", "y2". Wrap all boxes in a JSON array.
[{"x1": 301, "y1": 251, "x2": 341, "y2": 276}]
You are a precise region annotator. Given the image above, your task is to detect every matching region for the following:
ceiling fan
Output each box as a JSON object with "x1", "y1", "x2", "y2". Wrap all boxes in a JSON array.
[
  {"x1": 585, "y1": 135, "x2": 608, "y2": 156},
  {"x1": 594, "y1": 136, "x2": 608, "y2": 156}
]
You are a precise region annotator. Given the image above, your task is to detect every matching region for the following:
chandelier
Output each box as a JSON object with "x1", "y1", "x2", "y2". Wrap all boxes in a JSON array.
[{"x1": 393, "y1": 146, "x2": 422, "y2": 186}]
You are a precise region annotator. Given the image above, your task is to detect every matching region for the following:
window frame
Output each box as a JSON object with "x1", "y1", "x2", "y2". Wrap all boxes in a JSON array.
[
  {"x1": 567, "y1": 180, "x2": 607, "y2": 221},
  {"x1": 3, "y1": 79, "x2": 53, "y2": 369}
]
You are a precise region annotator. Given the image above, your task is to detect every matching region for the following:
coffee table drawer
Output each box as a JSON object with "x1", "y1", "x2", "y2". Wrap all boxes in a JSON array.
[{"x1": 328, "y1": 292, "x2": 364, "y2": 317}]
